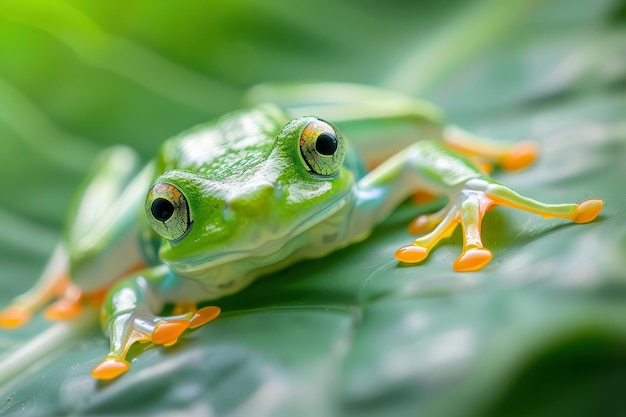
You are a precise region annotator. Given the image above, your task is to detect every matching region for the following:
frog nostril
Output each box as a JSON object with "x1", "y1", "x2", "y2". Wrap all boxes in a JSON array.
[
  {"x1": 228, "y1": 183, "x2": 278, "y2": 216},
  {"x1": 151, "y1": 198, "x2": 175, "y2": 222}
]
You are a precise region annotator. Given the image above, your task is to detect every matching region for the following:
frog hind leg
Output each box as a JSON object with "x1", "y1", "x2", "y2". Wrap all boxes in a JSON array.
[
  {"x1": 0, "y1": 147, "x2": 147, "y2": 328},
  {"x1": 90, "y1": 273, "x2": 220, "y2": 380},
  {"x1": 0, "y1": 246, "x2": 94, "y2": 328},
  {"x1": 396, "y1": 178, "x2": 604, "y2": 271},
  {"x1": 247, "y1": 82, "x2": 537, "y2": 173},
  {"x1": 443, "y1": 125, "x2": 539, "y2": 172}
]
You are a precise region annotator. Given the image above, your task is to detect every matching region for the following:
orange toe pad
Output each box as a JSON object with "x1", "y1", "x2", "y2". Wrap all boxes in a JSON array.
[
  {"x1": 395, "y1": 245, "x2": 429, "y2": 264},
  {"x1": 91, "y1": 358, "x2": 131, "y2": 380},
  {"x1": 408, "y1": 216, "x2": 433, "y2": 234},
  {"x1": 189, "y1": 306, "x2": 221, "y2": 329},
  {"x1": 573, "y1": 199, "x2": 604, "y2": 224},
  {"x1": 152, "y1": 320, "x2": 189, "y2": 345},
  {"x1": 499, "y1": 141, "x2": 538, "y2": 171},
  {"x1": 453, "y1": 248, "x2": 493, "y2": 272},
  {"x1": 0, "y1": 306, "x2": 31, "y2": 328},
  {"x1": 44, "y1": 299, "x2": 83, "y2": 321}
]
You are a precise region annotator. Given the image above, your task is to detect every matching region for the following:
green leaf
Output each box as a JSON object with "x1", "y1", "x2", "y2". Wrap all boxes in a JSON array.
[{"x1": 0, "y1": 0, "x2": 625, "y2": 416}]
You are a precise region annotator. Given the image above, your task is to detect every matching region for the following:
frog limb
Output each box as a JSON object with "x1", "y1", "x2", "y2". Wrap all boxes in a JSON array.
[
  {"x1": 349, "y1": 141, "x2": 603, "y2": 271},
  {"x1": 91, "y1": 268, "x2": 220, "y2": 380},
  {"x1": 0, "y1": 147, "x2": 150, "y2": 328},
  {"x1": 396, "y1": 178, "x2": 603, "y2": 271},
  {"x1": 245, "y1": 82, "x2": 443, "y2": 125},
  {"x1": 396, "y1": 186, "x2": 497, "y2": 271},
  {"x1": 247, "y1": 82, "x2": 537, "y2": 173},
  {"x1": 64, "y1": 147, "x2": 152, "y2": 294}
]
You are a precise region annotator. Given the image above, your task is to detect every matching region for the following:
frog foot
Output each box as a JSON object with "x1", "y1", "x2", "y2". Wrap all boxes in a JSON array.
[
  {"x1": 43, "y1": 298, "x2": 84, "y2": 321},
  {"x1": 443, "y1": 126, "x2": 538, "y2": 172},
  {"x1": 91, "y1": 306, "x2": 221, "y2": 380},
  {"x1": 0, "y1": 270, "x2": 73, "y2": 328},
  {"x1": 396, "y1": 178, "x2": 604, "y2": 272},
  {"x1": 43, "y1": 281, "x2": 84, "y2": 320},
  {"x1": 497, "y1": 141, "x2": 539, "y2": 172}
]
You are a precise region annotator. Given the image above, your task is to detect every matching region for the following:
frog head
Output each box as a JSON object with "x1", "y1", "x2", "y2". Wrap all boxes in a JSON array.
[{"x1": 144, "y1": 115, "x2": 355, "y2": 280}]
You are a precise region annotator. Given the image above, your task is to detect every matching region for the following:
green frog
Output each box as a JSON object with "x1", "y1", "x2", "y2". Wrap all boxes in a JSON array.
[{"x1": 0, "y1": 83, "x2": 603, "y2": 380}]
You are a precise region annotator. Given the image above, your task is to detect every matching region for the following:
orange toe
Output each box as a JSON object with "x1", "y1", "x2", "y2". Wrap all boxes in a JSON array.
[
  {"x1": 152, "y1": 320, "x2": 189, "y2": 345},
  {"x1": 189, "y1": 306, "x2": 221, "y2": 329},
  {"x1": 408, "y1": 216, "x2": 434, "y2": 234},
  {"x1": 0, "y1": 306, "x2": 31, "y2": 328},
  {"x1": 43, "y1": 299, "x2": 83, "y2": 321},
  {"x1": 395, "y1": 245, "x2": 429, "y2": 264},
  {"x1": 573, "y1": 199, "x2": 604, "y2": 223},
  {"x1": 91, "y1": 358, "x2": 131, "y2": 380},
  {"x1": 411, "y1": 191, "x2": 438, "y2": 205},
  {"x1": 453, "y1": 248, "x2": 493, "y2": 272},
  {"x1": 499, "y1": 141, "x2": 538, "y2": 171}
]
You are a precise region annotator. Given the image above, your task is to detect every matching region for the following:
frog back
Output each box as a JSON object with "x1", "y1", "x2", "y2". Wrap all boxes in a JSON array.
[{"x1": 155, "y1": 104, "x2": 290, "y2": 179}]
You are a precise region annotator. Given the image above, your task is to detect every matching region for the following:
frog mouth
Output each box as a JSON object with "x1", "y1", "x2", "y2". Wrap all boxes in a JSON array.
[{"x1": 165, "y1": 193, "x2": 352, "y2": 276}]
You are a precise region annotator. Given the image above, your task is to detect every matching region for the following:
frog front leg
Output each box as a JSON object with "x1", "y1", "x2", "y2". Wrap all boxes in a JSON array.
[
  {"x1": 348, "y1": 140, "x2": 603, "y2": 272},
  {"x1": 91, "y1": 266, "x2": 220, "y2": 380}
]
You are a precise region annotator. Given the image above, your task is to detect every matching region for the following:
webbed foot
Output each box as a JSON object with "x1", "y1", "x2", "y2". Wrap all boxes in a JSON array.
[
  {"x1": 0, "y1": 277, "x2": 86, "y2": 327},
  {"x1": 396, "y1": 178, "x2": 604, "y2": 271},
  {"x1": 43, "y1": 281, "x2": 84, "y2": 320},
  {"x1": 0, "y1": 269, "x2": 74, "y2": 329},
  {"x1": 91, "y1": 305, "x2": 220, "y2": 380},
  {"x1": 0, "y1": 245, "x2": 83, "y2": 328}
]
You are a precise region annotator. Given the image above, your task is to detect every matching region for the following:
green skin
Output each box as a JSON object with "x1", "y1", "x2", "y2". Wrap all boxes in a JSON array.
[{"x1": 1, "y1": 83, "x2": 602, "y2": 379}]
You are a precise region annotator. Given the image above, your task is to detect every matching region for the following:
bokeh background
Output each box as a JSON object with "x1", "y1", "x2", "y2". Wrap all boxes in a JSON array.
[{"x1": 0, "y1": 0, "x2": 625, "y2": 416}]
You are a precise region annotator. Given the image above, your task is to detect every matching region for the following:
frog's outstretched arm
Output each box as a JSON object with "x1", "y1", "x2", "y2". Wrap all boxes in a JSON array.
[
  {"x1": 91, "y1": 267, "x2": 220, "y2": 380},
  {"x1": 348, "y1": 140, "x2": 603, "y2": 272},
  {"x1": 0, "y1": 147, "x2": 149, "y2": 328}
]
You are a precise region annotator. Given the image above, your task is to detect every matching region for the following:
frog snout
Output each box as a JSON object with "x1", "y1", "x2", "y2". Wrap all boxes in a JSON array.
[{"x1": 227, "y1": 182, "x2": 280, "y2": 217}]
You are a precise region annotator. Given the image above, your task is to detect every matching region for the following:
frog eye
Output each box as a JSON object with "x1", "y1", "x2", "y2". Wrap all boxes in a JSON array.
[
  {"x1": 146, "y1": 182, "x2": 192, "y2": 241},
  {"x1": 299, "y1": 119, "x2": 346, "y2": 176}
]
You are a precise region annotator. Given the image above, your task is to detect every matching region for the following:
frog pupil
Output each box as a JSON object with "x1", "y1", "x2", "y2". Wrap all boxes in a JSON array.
[
  {"x1": 151, "y1": 198, "x2": 174, "y2": 222},
  {"x1": 315, "y1": 133, "x2": 338, "y2": 156}
]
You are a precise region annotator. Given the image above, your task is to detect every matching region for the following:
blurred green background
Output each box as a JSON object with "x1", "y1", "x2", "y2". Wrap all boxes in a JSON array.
[{"x1": 0, "y1": 0, "x2": 625, "y2": 416}]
